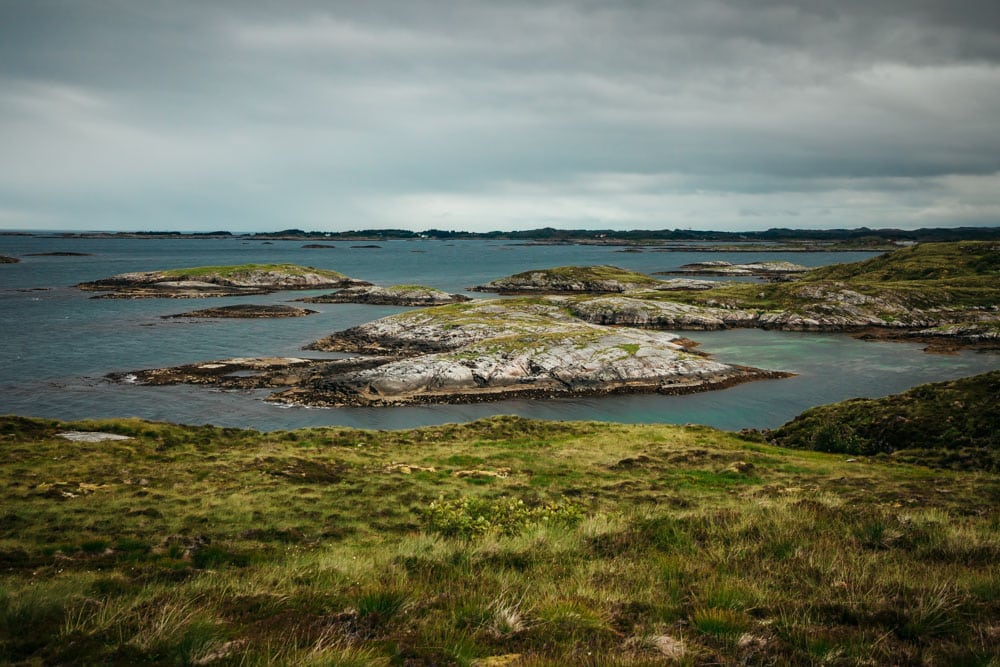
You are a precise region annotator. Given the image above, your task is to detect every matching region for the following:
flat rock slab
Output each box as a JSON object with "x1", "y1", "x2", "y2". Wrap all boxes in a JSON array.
[
  {"x1": 163, "y1": 304, "x2": 317, "y2": 318},
  {"x1": 651, "y1": 279, "x2": 718, "y2": 291},
  {"x1": 657, "y1": 260, "x2": 808, "y2": 278},
  {"x1": 58, "y1": 431, "x2": 133, "y2": 442}
]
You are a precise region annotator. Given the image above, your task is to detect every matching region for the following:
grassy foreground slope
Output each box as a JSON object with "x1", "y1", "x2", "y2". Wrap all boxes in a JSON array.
[
  {"x1": 2, "y1": 414, "x2": 999, "y2": 665},
  {"x1": 771, "y1": 370, "x2": 1000, "y2": 471}
]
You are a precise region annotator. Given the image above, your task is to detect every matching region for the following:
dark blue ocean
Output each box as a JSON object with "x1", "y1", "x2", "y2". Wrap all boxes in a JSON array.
[{"x1": 2, "y1": 234, "x2": 997, "y2": 431}]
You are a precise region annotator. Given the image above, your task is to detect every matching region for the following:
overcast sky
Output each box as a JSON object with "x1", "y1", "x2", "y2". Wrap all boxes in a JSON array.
[{"x1": 2, "y1": 1, "x2": 999, "y2": 232}]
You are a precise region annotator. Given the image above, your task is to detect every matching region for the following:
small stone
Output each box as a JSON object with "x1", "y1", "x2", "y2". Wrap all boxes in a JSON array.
[
  {"x1": 652, "y1": 635, "x2": 685, "y2": 659},
  {"x1": 58, "y1": 431, "x2": 133, "y2": 442}
]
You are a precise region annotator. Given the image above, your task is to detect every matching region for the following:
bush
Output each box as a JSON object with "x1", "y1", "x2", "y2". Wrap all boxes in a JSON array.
[{"x1": 420, "y1": 496, "x2": 583, "y2": 538}]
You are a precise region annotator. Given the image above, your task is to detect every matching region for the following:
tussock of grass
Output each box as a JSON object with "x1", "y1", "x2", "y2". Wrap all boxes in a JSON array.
[{"x1": 1, "y1": 413, "x2": 999, "y2": 664}]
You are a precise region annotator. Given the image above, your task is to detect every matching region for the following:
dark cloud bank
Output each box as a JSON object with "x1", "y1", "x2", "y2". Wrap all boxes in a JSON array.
[{"x1": 1, "y1": 1, "x2": 998, "y2": 232}]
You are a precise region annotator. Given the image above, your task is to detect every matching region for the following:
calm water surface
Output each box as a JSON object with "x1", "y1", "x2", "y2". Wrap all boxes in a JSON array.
[{"x1": 1, "y1": 235, "x2": 997, "y2": 430}]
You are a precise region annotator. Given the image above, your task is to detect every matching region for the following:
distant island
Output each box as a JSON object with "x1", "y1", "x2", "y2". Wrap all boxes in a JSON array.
[
  {"x1": 42, "y1": 225, "x2": 1000, "y2": 250},
  {"x1": 76, "y1": 263, "x2": 370, "y2": 298}
]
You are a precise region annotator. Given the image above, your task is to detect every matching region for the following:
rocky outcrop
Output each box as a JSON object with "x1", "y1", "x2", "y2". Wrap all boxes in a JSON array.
[
  {"x1": 114, "y1": 356, "x2": 396, "y2": 389},
  {"x1": 470, "y1": 265, "x2": 662, "y2": 294},
  {"x1": 651, "y1": 279, "x2": 719, "y2": 291},
  {"x1": 657, "y1": 260, "x2": 808, "y2": 278},
  {"x1": 163, "y1": 304, "x2": 318, "y2": 318},
  {"x1": 273, "y1": 328, "x2": 784, "y2": 407},
  {"x1": 77, "y1": 264, "x2": 370, "y2": 298},
  {"x1": 119, "y1": 297, "x2": 788, "y2": 407},
  {"x1": 307, "y1": 299, "x2": 567, "y2": 354},
  {"x1": 566, "y1": 295, "x2": 756, "y2": 329},
  {"x1": 0, "y1": 255, "x2": 19, "y2": 263},
  {"x1": 297, "y1": 285, "x2": 470, "y2": 306},
  {"x1": 564, "y1": 282, "x2": 1000, "y2": 335}
]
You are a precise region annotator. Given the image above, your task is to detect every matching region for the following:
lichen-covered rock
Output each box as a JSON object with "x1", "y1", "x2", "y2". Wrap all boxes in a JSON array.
[
  {"x1": 276, "y1": 326, "x2": 781, "y2": 407},
  {"x1": 659, "y1": 260, "x2": 808, "y2": 277},
  {"x1": 470, "y1": 265, "x2": 661, "y2": 293},
  {"x1": 307, "y1": 299, "x2": 573, "y2": 353},
  {"x1": 652, "y1": 279, "x2": 718, "y2": 291},
  {"x1": 566, "y1": 295, "x2": 755, "y2": 329}
]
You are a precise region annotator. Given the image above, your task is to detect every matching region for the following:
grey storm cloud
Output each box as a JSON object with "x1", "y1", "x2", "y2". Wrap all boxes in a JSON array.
[{"x1": 1, "y1": 0, "x2": 999, "y2": 231}]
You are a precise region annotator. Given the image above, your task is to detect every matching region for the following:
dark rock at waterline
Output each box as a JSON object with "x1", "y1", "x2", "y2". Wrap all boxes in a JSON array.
[
  {"x1": 297, "y1": 285, "x2": 470, "y2": 306},
  {"x1": 1, "y1": 255, "x2": 19, "y2": 263},
  {"x1": 25, "y1": 252, "x2": 93, "y2": 257},
  {"x1": 163, "y1": 304, "x2": 318, "y2": 319}
]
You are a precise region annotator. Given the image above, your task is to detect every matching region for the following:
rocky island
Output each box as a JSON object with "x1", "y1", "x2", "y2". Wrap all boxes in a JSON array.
[
  {"x1": 76, "y1": 263, "x2": 370, "y2": 298},
  {"x1": 0, "y1": 255, "x2": 19, "y2": 263},
  {"x1": 469, "y1": 265, "x2": 663, "y2": 293},
  {"x1": 297, "y1": 284, "x2": 470, "y2": 306},
  {"x1": 119, "y1": 298, "x2": 787, "y2": 407},
  {"x1": 554, "y1": 242, "x2": 1000, "y2": 348},
  {"x1": 656, "y1": 259, "x2": 808, "y2": 279},
  {"x1": 162, "y1": 304, "x2": 318, "y2": 319}
]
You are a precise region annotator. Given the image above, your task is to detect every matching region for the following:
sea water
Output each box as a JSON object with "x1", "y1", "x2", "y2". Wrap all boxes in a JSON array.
[{"x1": 1, "y1": 235, "x2": 997, "y2": 431}]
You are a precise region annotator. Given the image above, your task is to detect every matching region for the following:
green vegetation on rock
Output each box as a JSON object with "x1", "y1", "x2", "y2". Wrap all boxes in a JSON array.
[
  {"x1": 574, "y1": 242, "x2": 1000, "y2": 337},
  {"x1": 158, "y1": 263, "x2": 351, "y2": 281},
  {"x1": 471, "y1": 265, "x2": 661, "y2": 293},
  {"x1": 2, "y1": 409, "x2": 999, "y2": 664},
  {"x1": 770, "y1": 370, "x2": 1000, "y2": 471}
]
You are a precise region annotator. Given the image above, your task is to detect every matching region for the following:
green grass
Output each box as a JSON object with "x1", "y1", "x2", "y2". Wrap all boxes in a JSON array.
[
  {"x1": 2, "y1": 412, "x2": 999, "y2": 664},
  {"x1": 159, "y1": 263, "x2": 349, "y2": 280},
  {"x1": 480, "y1": 265, "x2": 662, "y2": 290}
]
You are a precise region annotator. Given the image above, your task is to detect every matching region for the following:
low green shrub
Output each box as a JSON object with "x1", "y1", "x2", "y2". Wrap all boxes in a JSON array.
[{"x1": 420, "y1": 496, "x2": 583, "y2": 538}]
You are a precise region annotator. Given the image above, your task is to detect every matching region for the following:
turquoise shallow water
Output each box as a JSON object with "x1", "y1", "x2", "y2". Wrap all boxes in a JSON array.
[{"x1": 1, "y1": 235, "x2": 997, "y2": 430}]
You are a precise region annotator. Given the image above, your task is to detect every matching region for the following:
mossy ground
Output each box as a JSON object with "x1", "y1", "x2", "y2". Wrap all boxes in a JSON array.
[{"x1": 2, "y1": 414, "x2": 998, "y2": 665}]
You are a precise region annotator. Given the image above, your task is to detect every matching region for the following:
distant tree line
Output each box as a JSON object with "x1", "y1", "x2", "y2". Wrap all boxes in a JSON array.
[{"x1": 245, "y1": 226, "x2": 1000, "y2": 242}]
